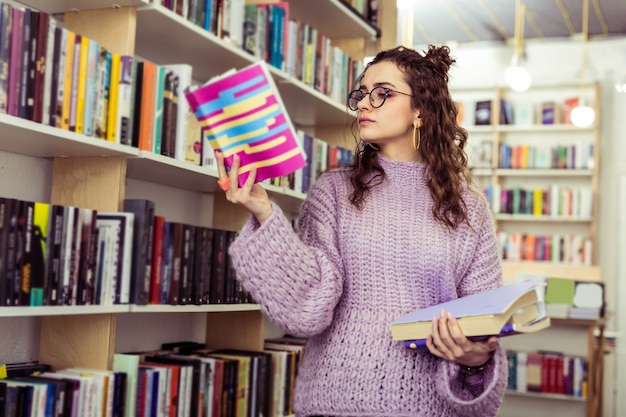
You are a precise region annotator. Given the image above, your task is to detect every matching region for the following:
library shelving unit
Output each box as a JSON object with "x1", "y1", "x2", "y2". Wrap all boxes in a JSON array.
[
  {"x1": 454, "y1": 84, "x2": 604, "y2": 417},
  {"x1": 0, "y1": 0, "x2": 385, "y2": 375}
]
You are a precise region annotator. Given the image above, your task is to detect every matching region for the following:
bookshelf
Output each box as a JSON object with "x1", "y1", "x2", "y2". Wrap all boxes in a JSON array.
[
  {"x1": 454, "y1": 84, "x2": 603, "y2": 417},
  {"x1": 456, "y1": 82, "x2": 601, "y2": 266},
  {"x1": 1, "y1": 0, "x2": 386, "y2": 405}
]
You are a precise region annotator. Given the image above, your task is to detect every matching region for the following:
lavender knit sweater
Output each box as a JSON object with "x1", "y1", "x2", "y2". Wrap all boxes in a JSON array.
[{"x1": 229, "y1": 156, "x2": 507, "y2": 417}]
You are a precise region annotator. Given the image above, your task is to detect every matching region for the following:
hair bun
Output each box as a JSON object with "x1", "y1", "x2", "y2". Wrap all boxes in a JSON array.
[{"x1": 424, "y1": 45, "x2": 455, "y2": 80}]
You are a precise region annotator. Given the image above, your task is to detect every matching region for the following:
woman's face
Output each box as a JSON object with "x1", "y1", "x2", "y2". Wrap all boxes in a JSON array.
[{"x1": 355, "y1": 61, "x2": 420, "y2": 149}]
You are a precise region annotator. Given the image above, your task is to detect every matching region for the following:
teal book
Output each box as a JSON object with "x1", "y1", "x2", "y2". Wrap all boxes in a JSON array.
[{"x1": 153, "y1": 65, "x2": 167, "y2": 155}]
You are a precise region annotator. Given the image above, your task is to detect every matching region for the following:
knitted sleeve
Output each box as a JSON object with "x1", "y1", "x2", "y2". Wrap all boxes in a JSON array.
[
  {"x1": 437, "y1": 191, "x2": 508, "y2": 415},
  {"x1": 228, "y1": 173, "x2": 345, "y2": 337}
]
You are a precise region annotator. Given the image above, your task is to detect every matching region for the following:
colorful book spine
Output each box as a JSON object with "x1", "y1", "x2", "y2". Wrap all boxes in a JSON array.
[
  {"x1": 82, "y1": 38, "x2": 99, "y2": 137},
  {"x1": 106, "y1": 52, "x2": 121, "y2": 142}
]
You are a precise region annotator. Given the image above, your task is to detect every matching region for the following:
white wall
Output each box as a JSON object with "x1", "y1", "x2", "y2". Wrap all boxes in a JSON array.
[{"x1": 439, "y1": 36, "x2": 626, "y2": 417}]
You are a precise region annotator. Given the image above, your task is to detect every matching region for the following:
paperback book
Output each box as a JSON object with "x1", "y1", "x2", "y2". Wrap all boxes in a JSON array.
[
  {"x1": 185, "y1": 61, "x2": 305, "y2": 187},
  {"x1": 402, "y1": 316, "x2": 551, "y2": 351},
  {"x1": 390, "y1": 279, "x2": 548, "y2": 342}
]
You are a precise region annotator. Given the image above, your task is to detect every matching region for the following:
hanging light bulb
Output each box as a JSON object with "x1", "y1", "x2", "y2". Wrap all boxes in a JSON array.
[
  {"x1": 505, "y1": 0, "x2": 531, "y2": 92},
  {"x1": 397, "y1": 0, "x2": 412, "y2": 11},
  {"x1": 570, "y1": 102, "x2": 595, "y2": 128},
  {"x1": 504, "y1": 55, "x2": 532, "y2": 92},
  {"x1": 570, "y1": 0, "x2": 596, "y2": 128}
]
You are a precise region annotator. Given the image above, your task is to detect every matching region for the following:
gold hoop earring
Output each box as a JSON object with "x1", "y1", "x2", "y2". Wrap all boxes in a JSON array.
[
  {"x1": 413, "y1": 125, "x2": 421, "y2": 150},
  {"x1": 368, "y1": 142, "x2": 379, "y2": 151}
]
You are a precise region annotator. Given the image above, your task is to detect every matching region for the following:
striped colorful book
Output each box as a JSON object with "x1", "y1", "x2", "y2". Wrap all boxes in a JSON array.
[{"x1": 185, "y1": 61, "x2": 305, "y2": 187}]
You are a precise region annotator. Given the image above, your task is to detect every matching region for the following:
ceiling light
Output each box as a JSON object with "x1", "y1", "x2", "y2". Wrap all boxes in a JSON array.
[
  {"x1": 397, "y1": 0, "x2": 412, "y2": 11},
  {"x1": 504, "y1": 55, "x2": 532, "y2": 92},
  {"x1": 505, "y1": 0, "x2": 531, "y2": 92},
  {"x1": 570, "y1": 0, "x2": 596, "y2": 128},
  {"x1": 570, "y1": 102, "x2": 595, "y2": 128}
]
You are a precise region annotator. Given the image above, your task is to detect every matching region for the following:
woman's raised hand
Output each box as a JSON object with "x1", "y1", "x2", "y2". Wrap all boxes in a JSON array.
[{"x1": 215, "y1": 151, "x2": 274, "y2": 224}]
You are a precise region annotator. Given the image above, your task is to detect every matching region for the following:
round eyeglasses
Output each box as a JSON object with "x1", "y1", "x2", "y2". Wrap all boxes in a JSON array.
[{"x1": 347, "y1": 86, "x2": 414, "y2": 111}]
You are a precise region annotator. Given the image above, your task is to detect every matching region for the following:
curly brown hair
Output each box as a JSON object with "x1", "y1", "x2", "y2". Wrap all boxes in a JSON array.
[{"x1": 348, "y1": 45, "x2": 474, "y2": 229}]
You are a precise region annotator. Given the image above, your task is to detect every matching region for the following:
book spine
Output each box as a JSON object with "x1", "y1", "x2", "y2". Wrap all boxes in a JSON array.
[
  {"x1": 0, "y1": 3, "x2": 11, "y2": 114},
  {"x1": 7, "y1": 7, "x2": 23, "y2": 117},
  {"x1": 117, "y1": 55, "x2": 134, "y2": 146},
  {"x1": 106, "y1": 52, "x2": 121, "y2": 142}
]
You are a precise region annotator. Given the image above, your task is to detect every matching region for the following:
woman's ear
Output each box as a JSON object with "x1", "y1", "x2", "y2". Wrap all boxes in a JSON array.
[{"x1": 413, "y1": 114, "x2": 421, "y2": 129}]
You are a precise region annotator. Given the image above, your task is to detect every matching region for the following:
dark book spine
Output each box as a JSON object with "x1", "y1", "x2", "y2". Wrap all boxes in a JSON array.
[
  {"x1": 192, "y1": 226, "x2": 206, "y2": 305},
  {"x1": 185, "y1": 225, "x2": 196, "y2": 305},
  {"x1": 159, "y1": 221, "x2": 172, "y2": 304},
  {"x1": 17, "y1": 200, "x2": 34, "y2": 306},
  {"x1": 0, "y1": 198, "x2": 8, "y2": 306},
  {"x1": 201, "y1": 228, "x2": 213, "y2": 304},
  {"x1": 178, "y1": 223, "x2": 192, "y2": 304},
  {"x1": 169, "y1": 222, "x2": 183, "y2": 305},
  {"x1": 24, "y1": 10, "x2": 40, "y2": 120},
  {"x1": 131, "y1": 61, "x2": 145, "y2": 148},
  {"x1": 50, "y1": 27, "x2": 64, "y2": 128},
  {"x1": 45, "y1": 205, "x2": 64, "y2": 305},
  {"x1": 118, "y1": 54, "x2": 134, "y2": 146},
  {"x1": 0, "y1": 2, "x2": 12, "y2": 114},
  {"x1": 160, "y1": 70, "x2": 178, "y2": 158},
  {"x1": 29, "y1": 201, "x2": 49, "y2": 306},
  {"x1": 18, "y1": 8, "x2": 31, "y2": 119},
  {"x1": 31, "y1": 11, "x2": 48, "y2": 123},
  {"x1": 149, "y1": 215, "x2": 165, "y2": 304},
  {"x1": 123, "y1": 199, "x2": 155, "y2": 305},
  {"x1": 225, "y1": 230, "x2": 239, "y2": 303},
  {"x1": 210, "y1": 228, "x2": 227, "y2": 304},
  {"x1": 7, "y1": 7, "x2": 23, "y2": 117}
]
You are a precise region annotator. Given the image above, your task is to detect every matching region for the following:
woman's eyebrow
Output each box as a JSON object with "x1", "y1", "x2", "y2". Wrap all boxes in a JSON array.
[{"x1": 359, "y1": 81, "x2": 397, "y2": 90}]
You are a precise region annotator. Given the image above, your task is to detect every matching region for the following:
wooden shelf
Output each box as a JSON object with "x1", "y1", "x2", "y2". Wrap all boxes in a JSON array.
[
  {"x1": 494, "y1": 214, "x2": 592, "y2": 222},
  {"x1": 472, "y1": 168, "x2": 593, "y2": 177},
  {"x1": 0, "y1": 114, "x2": 137, "y2": 158},
  {"x1": 129, "y1": 303, "x2": 261, "y2": 313},
  {"x1": 501, "y1": 262, "x2": 601, "y2": 282},
  {"x1": 505, "y1": 390, "x2": 586, "y2": 402},
  {"x1": 285, "y1": 0, "x2": 379, "y2": 40},
  {"x1": 0, "y1": 305, "x2": 129, "y2": 317},
  {"x1": 15, "y1": 0, "x2": 148, "y2": 15},
  {"x1": 0, "y1": 303, "x2": 261, "y2": 317}
]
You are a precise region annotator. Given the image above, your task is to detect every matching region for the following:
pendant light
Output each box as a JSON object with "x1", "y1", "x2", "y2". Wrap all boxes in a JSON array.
[
  {"x1": 504, "y1": 0, "x2": 531, "y2": 92},
  {"x1": 570, "y1": 0, "x2": 596, "y2": 128}
]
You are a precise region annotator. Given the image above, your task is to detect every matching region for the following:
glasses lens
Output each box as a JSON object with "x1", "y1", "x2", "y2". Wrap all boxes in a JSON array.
[
  {"x1": 370, "y1": 87, "x2": 388, "y2": 108},
  {"x1": 348, "y1": 90, "x2": 364, "y2": 110}
]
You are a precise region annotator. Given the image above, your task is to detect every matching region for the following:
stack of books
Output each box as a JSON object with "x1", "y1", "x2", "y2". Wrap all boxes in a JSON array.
[{"x1": 390, "y1": 279, "x2": 550, "y2": 350}]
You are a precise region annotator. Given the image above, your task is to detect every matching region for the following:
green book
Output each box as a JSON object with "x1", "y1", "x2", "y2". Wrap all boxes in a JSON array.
[{"x1": 545, "y1": 277, "x2": 575, "y2": 305}]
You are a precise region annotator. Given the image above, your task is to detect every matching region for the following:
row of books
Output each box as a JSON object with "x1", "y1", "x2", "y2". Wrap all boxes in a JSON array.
[
  {"x1": 544, "y1": 277, "x2": 604, "y2": 321},
  {"x1": 244, "y1": 129, "x2": 354, "y2": 196},
  {"x1": 457, "y1": 96, "x2": 591, "y2": 127},
  {"x1": 241, "y1": 3, "x2": 365, "y2": 104},
  {"x1": 342, "y1": 0, "x2": 379, "y2": 25},
  {"x1": 497, "y1": 232, "x2": 593, "y2": 266},
  {"x1": 159, "y1": 0, "x2": 365, "y2": 106},
  {"x1": 497, "y1": 142, "x2": 595, "y2": 170},
  {"x1": 0, "y1": 2, "x2": 358, "y2": 180},
  {"x1": 507, "y1": 350, "x2": 587, "y2": 398},
  {"x1": 483, "y1": 184, "x2": 594, "y2": 218},
  {"x1": 118, "y1": 199, "x2": 251, "y2": 307},
  {"x1": 0, "y1": 195, "x2": 250, "y2": 307},
  {"x1": 0, "y1": 336, "x2": 306, "y2": 417},
  {"x1": 0, "y1": 1, "x2": 205, "y2": 164}
]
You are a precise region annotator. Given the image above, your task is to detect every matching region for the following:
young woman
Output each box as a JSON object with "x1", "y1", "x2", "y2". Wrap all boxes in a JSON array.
[{"x1": 215, "y1": 45, "x2": 507, "y2": 417}]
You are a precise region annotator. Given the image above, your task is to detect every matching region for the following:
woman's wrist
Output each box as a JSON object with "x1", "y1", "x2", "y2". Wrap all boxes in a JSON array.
[{"x1": 459, "y1": 354, "x2": 493, "y2": 373}]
